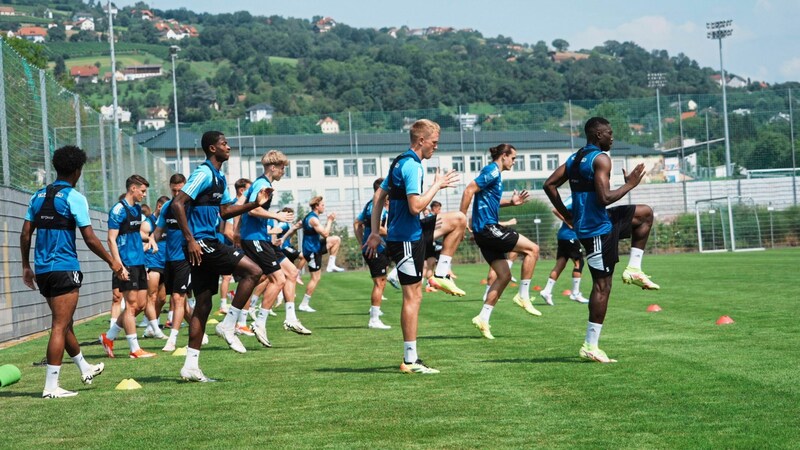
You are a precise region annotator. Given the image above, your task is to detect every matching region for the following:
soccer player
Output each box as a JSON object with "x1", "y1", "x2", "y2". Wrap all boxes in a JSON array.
[
  {"x1": 20, "y1": 145, "x2": 127, "y2": 398},
  {"x1": 275, "y1": 207, "x2": 306, "y2": 286},
  {"x1": 171, "y1": 131, "x2": 271, "y2": 381},
  {"x1": 460, "y1": 143, "x2": 541, "y2": 340},
  {"x1": 364, "y1": 119, "x2": 464, "y2": 374},
  {"x1": 219, "y1": 178, "x2": 251, "y2": 315},
  {"x1": 544, "y1": 116, "x2": 659, "y2": 364},
  {"x1": 298, "y1": 196, "x2": 342, "y2": 312},
  {"x1": 141, "y1": 197, "x2": 170, "y2": 336},
  {"x1": 239, "y1": 150, "x2": 295, "y2": 347},
  {"x1": 267, "y1": 218, "x2": 312, "y2": 335},
  {"x1": 354, "y1": 177, "x2": 391, "y2": 330},
  {"x1": 100, "y1": 175, "x2": 159, "y2": 358},
  {"x1": 539, "y1": 198, "x2": 589, "y2": 305}
]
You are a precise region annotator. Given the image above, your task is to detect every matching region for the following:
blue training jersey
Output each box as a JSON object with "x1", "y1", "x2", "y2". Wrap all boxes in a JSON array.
[
  {"x1": 144, "y1": 214, "x2": 166, "y2": 269},
  {"x1": 471, "y1": 161, "x2": 503, "y2": 233},
  {"x1": 381, "y1": 149, "x2": 423, "y2": 242},
  {"x1": 25, "y1": 180, "x2": 92, "y2": 274},
  {"x1": 302, "y1": 212, "x2": 322, "y2": 254},
  {"x1": 181, "y1": 160, "x2": 235, "y2": 241},
  {"x1": 108, "y1": 199, "x2": 145, "y2": 267},
  {"x1": 239, "y1": 175, "x2": 274, "y2": 241},
  {"x1": 565, "y1": 144, "x2": 612, "y2": 239},
  {"x1": 276, "y1": 221, "x2": 293, "y2": 249},
  {"x1": 156, "y1": 199, "x2": 186, "y2": 262},
  {"x1": 556, "y1": 196, "x2": 577, "y2": 241},
  {"x1": 357, "y1": 199, "x2": 387, "y2": 254}
]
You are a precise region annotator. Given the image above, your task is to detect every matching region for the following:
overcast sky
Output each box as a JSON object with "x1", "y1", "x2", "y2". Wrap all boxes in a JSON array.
[{"x1": 117, "y1": 0, "x2": 798, "y2": 84}]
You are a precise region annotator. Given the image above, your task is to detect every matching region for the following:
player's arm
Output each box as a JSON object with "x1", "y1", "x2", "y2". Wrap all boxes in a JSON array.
[
  {"x1": 498, "y1": 218, "x2": 517, "y2": 226},
  {"x1": 364, "y1": 188, "x2": 389, "y2": 258},
  {"x1": 543, "y1": 163, "x2": 572, "y2": 225},
  {"x1": 222, "y1": 220, "x2": 235, "y2": 242},
  {"x1": 408, "y1": 169, "x2": 460, "y2": 215},
  {"x1": 219, "y1": 187, "x2": 273, "y2": 220},
  {"x1": 593, "y1": 155, "x2": 645, "y2": 206},
  {"x1": 140, "y1": 218, "x2": 158, "y2": 253},
  {"x1": 170, "y1": 191, "x2": 201, "y2": 265},
  {"x1": 248, "y1": 207, "x2": 293, "y2": 222},
  {"x1": 310, "y1": 216, "x2": 330, "y2": 238},
  {"x1": 80, "y1": 225, "x2": 126, "y2": 279},
  {"x1": 107, "y1": 228, "x2": 124, "y2": 267},
  {"x1": 354, "y1": 217, "x2": 365, "y2": 244},
  {"x1": 19, "y1": 220, "x2": 37, "y2": 289},
  {"x1": 231, "y1": 195, "x2": 246, "y2": 244}
]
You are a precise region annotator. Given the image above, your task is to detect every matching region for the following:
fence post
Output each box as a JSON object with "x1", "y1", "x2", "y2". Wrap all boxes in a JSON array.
[
  {"x1": 129, "y1": 135, "x2": 135, "y2": 175},
  {"x1": 0, "y1": 42, "x2": 9, "y2": 186},
  {"x1": 74, "y1": 93, "x2": 85, "y2": 193},
  {"x1": 139, "y1": 137, "x2": 149, "y2": 182},
  {"x1": 99, "y1": 116, "x2": 109, "y2": 211},
  {"x1": 39, "y1": 69, "x2": 51, "y2": 184}
]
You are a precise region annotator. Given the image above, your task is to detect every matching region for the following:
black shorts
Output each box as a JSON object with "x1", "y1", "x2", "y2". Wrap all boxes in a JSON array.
[
  {"x1": 272, "y1": 244, "x2": 287, "y2": 263},
  {"x1": 241, "y1": 240, "x2": 282, "y2": 276},
  {"x1": 36, "y1": 271, "x2": 82, "y2": 298},
  {"x1": 281, "y1": 246, "x2": 300, "y2": 262},
  {"x1": 304, "y1": 251, "x2": 323, "y2": 272},
  {"x1": 557, "y1": 239, "x2": 583, "y2": 260},
  {"x1": 363, "y1": 250, "x2": 390, "y2": 279},
  {"x1": 386, "y1": 240, "x2": 425, "y2": 285},
  {"x1": 165, "y1": 259, "x2": 192, "y2": 295},
  {"x1": 118, "y1": 265, "x2": 147, "y2": 292},
  {"x1": 189, "y1": 239, "x2": 246, "y2": 297},
  {"x1": 111, "y1": 272, "x2": 122, "y2": 290},
  {"x1": 421, "y1": 215, "x2": 439, "y2": 259},
  {"x1": 580, "y1": 205, "x2": 636, "y2": 278},
  {"x1": 146, "y1": 266, "x2": 165, "y2": 280},
  {"x1": 474, "y1": 224, "x2": 520, "y2": 263}
]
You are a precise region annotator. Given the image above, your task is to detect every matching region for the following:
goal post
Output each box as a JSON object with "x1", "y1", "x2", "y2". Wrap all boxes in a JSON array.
[{"x1": 695, "y1": 196, "x2": 765, "y2": 253}]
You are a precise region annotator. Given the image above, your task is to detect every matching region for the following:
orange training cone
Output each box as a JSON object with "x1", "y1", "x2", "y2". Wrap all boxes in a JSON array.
[
  {"x1": 646, "y1": 304, "x2": 662, "y2": 313},
  {"x1": 716, "y1": 315, "x2": 735, "y2": 325},
  {"x1": 561, "y1": 289, "x2": 571, "y2": 296},
  {"x1": 480, "y1": 279, "x2": 487, "y2": 285},
  {"x1": 533, "y1": 285, "x2": 542, "y2": 291}
]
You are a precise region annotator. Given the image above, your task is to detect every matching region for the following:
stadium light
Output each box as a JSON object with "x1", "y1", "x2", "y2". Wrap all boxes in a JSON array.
[
  {"x1": 170, "y1": 45, "x2": 182, "y2": 171},
  {"x1": 707, "y1": 19, "x2": 733, "y2": 178},
  {"x1": 647, "y1": 73, "x2": 666, "y2": 147}
]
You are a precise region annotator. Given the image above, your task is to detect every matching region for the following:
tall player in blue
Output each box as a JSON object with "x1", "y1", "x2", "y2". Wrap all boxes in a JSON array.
[
  {"x1": 20, "y1": 145, "x2": 126, "y2": 398},
  {"x1": 170, "y1": 131, "x2": 271, "y2": 381},
  {"x1": 544, "y1": 117, "x2": 659, "y2": 364}
]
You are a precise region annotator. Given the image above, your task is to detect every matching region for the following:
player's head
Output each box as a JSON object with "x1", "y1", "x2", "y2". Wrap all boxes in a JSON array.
[
  {"x1": 169, "y1": 173, "x2": 186, "y2": 197},
  {"x1": 141, "y1": 204, "x2": 152, "y2": 217},
  {"x1": 410, "y1": 119, "x2": 440, "y2": 160},
  {"x1": 261, "y1": 150, "x2": 289, "y2": 181},
  {"x1": 156, "y1": 195, "x2": 169, "y2": 215},
  {"x1": 489, "y1": 143, "x2": 517, "y2": 171},
  {"x1": 125, "y1": 175, "x2": 149, "y2": 202},
  {"x1": 281, "y1": 206, "x2": 294, "y2": 214},
  {"x1": 309, "y1": 195, "x2": 324, "y2": 213},
  {"x1": 235, "y1": 178, "x2": 251, "y2": 196},
  {"x1": 201, "y1": 131, "x2": 230, "y2": 161},
  {"x1": 373, "y1": 177, "x2": 384, "y2": 192},
  {"x1": 430, "y1": 200, "x2": 442, "y2": 214},
  {"x1": 52, "y1": 145, "x2": 87, "y2": 183},
  {"x1": 585, "y1": 117, "x2": 613, "y2": 151}
]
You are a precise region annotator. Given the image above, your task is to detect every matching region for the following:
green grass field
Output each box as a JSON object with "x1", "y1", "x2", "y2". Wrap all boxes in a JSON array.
[
  {"x1": 1, "y1": 249, "x2": 798, "y2": 448},
  {"x1": 57, "y1": 54, "x2": 164, "y2": 75}
]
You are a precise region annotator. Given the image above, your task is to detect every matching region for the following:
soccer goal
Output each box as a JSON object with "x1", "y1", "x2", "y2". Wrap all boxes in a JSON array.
[{"x1": 695, "y1": 196, "x2": 765, "y2": 253}]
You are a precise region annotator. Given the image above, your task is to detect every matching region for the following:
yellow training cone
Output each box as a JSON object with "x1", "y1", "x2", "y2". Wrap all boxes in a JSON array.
[
  {"x1": 207, "y1": 319, "x2": 219, "y2": 325},
  {"x1": 172, "y1": 346, "x2": 187, "y2": 356},
  {"x1": 115, "y1": 378, "x2": 142, "y2": 390}
]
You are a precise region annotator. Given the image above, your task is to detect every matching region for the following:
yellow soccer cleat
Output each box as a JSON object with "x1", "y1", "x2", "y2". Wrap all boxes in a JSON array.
[
  {"x1": 512, "y1": 294, "x2": 542, "y2": 316},
  {"x1": 399, "y1": 359, "x2": 440, "y2": 374},
  {"x1": 471, "y1": 316, "x2": 495, "y2": 340},
  {"x1": 622, "y1": 267, "x2": 660, "y2": 290},
  {"x1": 579, "y1": 343, "x2": 617, "y2": 363},
  {"x1": 428, "y1": 276, "x2": 465, "y2": 297}
]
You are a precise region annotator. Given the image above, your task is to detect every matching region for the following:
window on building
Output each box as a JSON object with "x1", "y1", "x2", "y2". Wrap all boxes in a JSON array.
[
  {"x1": 452, "y1": 156, "x2": 464, "y2": 172},
  {"x1": 546, "y1": 154, "x2": 559, "y2": 171},
  {"x1": 530, "y1": 155, "x2": 542, "y2": 171},
  {"x1": 513, "y1": 154, "x2": 525, "y2": 171},
  {"x1": 426, "y1": 157, "x2": 440, "y2": 174},
  {"x1": 282, "y1": 161, "x2": 291, "y2": 178},
  {"x1": 470, "y1": 155, "x2": 483, "y2": 172},
  {"x1": 344, "y1": 159, "x2": 358, "y2": 176},
  {"x1": 612, "y1": 158, "x2": 626, "y2": 176},
  {"x1": 324, "y1": 188, "x2": 340, "y2": 202},
  {"x1": 324, "y1": 159, "x2": 339, "y2": 177},
  {"x1": 344, "y1": 188, "x2": 359, "y2": 203},
  {"x1": 296, "y1": 160, "x2": 311, "y2": 178},
  {"x1": 362, "y1": 158, "x2": 377, "y2": 176},
  {"x1": 297, "y1": 189, "x2": 312, "y2": 204}
]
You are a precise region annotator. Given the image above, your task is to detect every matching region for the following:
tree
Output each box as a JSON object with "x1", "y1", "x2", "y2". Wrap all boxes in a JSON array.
[
  {"x1": 47, "y1": 25, "x2": 66, "y2": 42},
  {"x1": 2, "y1": 37, "x2": 48, "y2": 69},
  {"x1": 552, "y1": 39, "x2": 569, "y2": 52}
]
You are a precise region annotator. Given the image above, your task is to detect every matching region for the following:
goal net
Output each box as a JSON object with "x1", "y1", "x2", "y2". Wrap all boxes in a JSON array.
[{"x1": 695, "y1": 196, "x2": 765, "y2": 253}]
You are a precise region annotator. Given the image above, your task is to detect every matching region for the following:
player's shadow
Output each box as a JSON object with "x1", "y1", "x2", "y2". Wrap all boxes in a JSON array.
[
  {"x1": 331, "y1": 312, "x2": 368, "y2": 316},
  {"x1": 315, "y1": 366, "x2": 398, "y2": 374},
  {"x1": 418, "y1": 335, "x2": 476, "y2": 340},
  {"x1": 314, "y1": 326, "x2": 364, "y2": 330},
  {"x1": 482, "y1": 356, "x2": 580, "y2": 364},
  {"x1": 133, "y1": 375, "x2": 193, "y2": 384},
  {"x1": 0, "y1": 390, "x2": 41, "y2": 398}
]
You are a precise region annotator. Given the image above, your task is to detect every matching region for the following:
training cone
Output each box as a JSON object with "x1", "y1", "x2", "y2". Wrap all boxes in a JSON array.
[
  {"x1": 480, "y1": 279, "x2": 487, "y2": 285},
  {"x1": 0, "y1": 364, "x2": 22, "y2": 387},
  {"x1": 172, "y1": 346, "x2": 187, "y2": 356},
  {"x1": 115, "y1": 378, "x2": 142, "y2": 390},
  {"x1": 207, "y1": 318, "x2": 219, "y2": 325},
  {"x1": 646, "y1": 304, "x2": 662, "y2": 313},
  {"x1": 533, "y1": 285, "x2": 542, "y2": 291},
  {"x1": 716, "y1": 315, "x2": 735, "y2": 325},
  {"x1": 561, "y1": 289, "x2": 572, "y2": 296}
]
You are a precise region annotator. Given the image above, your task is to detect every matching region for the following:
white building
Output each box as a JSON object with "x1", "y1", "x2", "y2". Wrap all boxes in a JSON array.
[
  {"x1": 76, "y1": 18, "x2": 95, "y2": 31},
  {"x1": 100, "y1": 105, "x2": 131, "y2": 123},
  {"x1": 247, "y1": 103, "x2": 274, "y2": 123},
  {"x1": 317, "y1": 117, "x2": 340, "y2": 134}
]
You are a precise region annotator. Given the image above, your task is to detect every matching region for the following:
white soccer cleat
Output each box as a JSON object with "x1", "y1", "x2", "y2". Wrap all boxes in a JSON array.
[
  {"x1": 283, "y1": 320, "x2": 312, "y2": 335},
  {"x1": 142, "y1": 327, "x2": 168, "y2": 339},
  {"x1": 42, "y1": 386, "x2": 79, "y2": 399},
  {"x1": 180, "y1": 367, "x2": 216, "y2": 382},
  {"x1": 368, "y1": 319, "x2": 391, "y2": 330},
  {"x1": 162, "y1": 341, "x2": 177, "y2": 352},
  {"x1": 252, "y1": 324, "x2": 272, "y2": 348},
  {"x1": 202, "y1": 333, "x2": 209, "y2": 345},
  {"x1": 298, "y1": 304, "x2": 316, "y2": 313},
  {"x1": 387, "y1": 276, "x2": 400, "y2": 290},
  {"x1": 570, "y1": 292, "x2": 589, "y2": 304},
  {"x1": 326, "y1": 265, "x2": 345, "y2": 273},
  {"x1": 80, "y1": 363, "x2": 105, "y2": 385},
  {"x1": 540, "y1": 291, "x2": 554, "y2": 306},
  {"x1": 215, "y1": 323, "x2": 247, "y2": 354}
]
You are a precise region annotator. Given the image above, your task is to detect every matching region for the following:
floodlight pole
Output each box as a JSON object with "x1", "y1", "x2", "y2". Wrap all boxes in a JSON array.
[
  {"x1": 647, "y1": 73, "x2": 666, "y2": 148},
  {"x1": 108, "y1": 1, "x2": 121, "y2": 175},
  {"x1": 707, "y1": 20, "x2": 733, "y2": 178},
  {"x1": 170, "y1": 45, "x2": 182, "y2": 172},
  {"x1": 789, "y1": 88, "x2": 797, "y2": 206}
]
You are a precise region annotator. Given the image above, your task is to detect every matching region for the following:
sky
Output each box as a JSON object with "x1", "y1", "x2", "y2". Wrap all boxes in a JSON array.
[{"x1": 116, "y1": 0, "x2": 799, "y2": 84}]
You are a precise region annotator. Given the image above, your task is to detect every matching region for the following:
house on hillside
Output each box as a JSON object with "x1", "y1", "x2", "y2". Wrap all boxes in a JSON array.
[
  {"x1": 17, "y1": 27, "x2": 47, "y2": 43},
  {"x1": 72, "y1": 12, "x2": 94, "y2": 22},
  {"x1": 100, "y1": 105, "x2": 131, "y2": 123},
  {"x1": 0, "y1": 6, "x2": 15, "y2": 16},
  {"x1": 247, "y1": 103, "x2": 274, "y2": 123},
  {"x1": 103, "y1": 70, "x2": 125, "y2": 83},
  {"x1": 710, "y1": 74, "x2": 748, "y2": 89},
  {"x1": 314, "y1": 17, "x2": 336, "y2": 33},
  {"x1": 137, "y1": 106, "x2": 169, "y2": 131},
  {"x1": 102, "y1": 3, "x2": 118, "y2": 17},
  {"x1": 76, "y1": 18, "x2": 95, "y2": 31},
  {"x1": 122, "y1": 65, "x2": 162, "y2": 81},
  {"x1": 317, "y1": 117, "x2": 340, "y2": 134},
  {"x1": 140, "y1": 10, "x2": 155, "y2": 21},
  {"x1": 43, "y1": 8, "x2": 54, "y2": 19},
  {"x1": 549, "y1": 51, "x2": 590, "y2": 63},
  {"x1": 70, "y1": 65, "x2": 99, "y2": 84}
]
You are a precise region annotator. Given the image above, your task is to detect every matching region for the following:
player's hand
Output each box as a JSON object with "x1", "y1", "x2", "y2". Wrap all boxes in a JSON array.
[
  {"x1": 256, "y1": 187, "x2": 274, "y2": 206},
  {"x1": 511, "y1": 190, "x2": 529, "y2": 205},
  {"x1": 22, "y1": 267, "x2": 36, "y2": 290},
  {"x1": 507, "y1": 218, "x2": 518, "y2": 226},
  {"x1": 187, "y1": 239, "x2": 203, "y2": 266},
  {"x1": 275, "y1": 237, "x2": 284, "y2": 247},
  {"x1": 150, "y1": 239, "x2": 159, "y2": 254},
  {"x1": 434, "y1": 168, "x2": 460, "y2": 189},
  {"x1": 363, "y1": 233, "x2": 382, "y2": 259},
  {"x1": 115, "y1": 265, "x2": 130, "y2": 281},
  {"x1": 276, "y1": 211, "x2": 294, "y2": 222},
  {"x1": 327, "y1": 212, "x2": 336, "y2": 221},
  {"x1": 293, "y1": 221, "x2": 303, "y2": 230},
  {"x1": 623, "y1": 164, "x2": 646, "y2": 188}
]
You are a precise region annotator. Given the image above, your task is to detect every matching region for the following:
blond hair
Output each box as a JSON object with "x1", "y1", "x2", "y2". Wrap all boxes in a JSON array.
[
  {"x1": 261, "y1": 149, "x2": 289, "y2": 167},
  {"x1": 309, "y1": 196, "x2": 323, "y2": 209},
  {"x1": 409, "y1": 119, "x2": 440, "y2": 144}
]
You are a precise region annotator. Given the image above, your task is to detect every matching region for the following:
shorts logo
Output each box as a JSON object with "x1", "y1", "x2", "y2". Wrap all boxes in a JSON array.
[
  {"x1": 234, "y1": 251, "x2": 241, "y2": 257},
  {"x1": 72, "y1": 271, "x2": 80, "y2": 284}
]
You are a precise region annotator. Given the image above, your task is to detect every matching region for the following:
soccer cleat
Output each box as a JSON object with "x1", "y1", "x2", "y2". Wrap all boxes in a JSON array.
[
  {"x1": 295, "y1": 275, "x2": 305, "y2": 286},
  {"x1": 275, "y1": 293, "x2": 284, "y2": 308},
  {"x1": 570, "y1": 292, "x2": 589, "y2": 304},
  {"x1": 621, "y1": 267, "x2": 660, "y2": 290},
  {"x1": 42, "y1": 386, "x2": 79, "y2": 399},
  {"x1": 235, "y1": 324, "x2": 255, "y2": 337},
  {"x1": 579, "y1": 343, "x2": 617, "y2": 363},
  {"x1": 368, "y1": 308, "x2": 385, "y2": 317},
  {"x1": 252, "y1": 324, "x2": 272, "y2": 348},
  {"x1": 180, "y1": 367, "x2": 216, "y2": 383},
  {"x1": 80, "y1": 363, "x2": 105, "y2": 385},
  {"x1": 471, "y1": 316, "x2": 495, "y2": 340},
  {"x1": 267, "y1": 309, "x2": 277, "y2": 317},
  {"x1": 428, "y1": 276, "x2": 465, "y2": 297},
  {"x1": 510, "y1": 275, "x2": 518, "y2": 283},
  {"x1": 162, "y1": 341, "x2": 177, "y2": 352},
  {"x1": 298, "y1": 304, "x2": 316, "y2": 313},
  {"x1": 326, "y1": 265, "x2": 346, "y2": 273},
  {"x1": 215, "y1": 324, "x2": 247, "y2": 354},
  {"x1": 400, "y1": 359, "x2": 440, "y2": 374},
  {"x1": 380, "y1": 295, "x2": 388, "y2": 301},
  {"x1": 202, "y1": 333, "x2": 209, "y2": 345},
  {"x1": 283, "y1": 320, "x2": 312, "y2": 335},
  {"x1": 512, "y1": 294, "x2": 543, "y2": 316},
  {"x1": 99, "y1": 333, "x2": 115, "y2": 358},
  {"x1": 368, "y1": 319, "x2": 391, "y2": 330},
  {"x1": 129, "y1": 349, "x2": 157, "y2": 358},
  {"x1": 216, "y1": 307, "x2": 229, "y2": 316},
  {"x1": 387, "y1": 276, "x2": 400, "y2": 290},
  {"x1": 142, "y1": 328, "x2": 167, "y2": 339},
  {"x1": 540, "y1": 291, "x2": 554, "y2": 306}
]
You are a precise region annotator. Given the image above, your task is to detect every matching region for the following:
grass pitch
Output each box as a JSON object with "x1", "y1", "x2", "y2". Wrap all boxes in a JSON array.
[{"x1": 1, "y1": 249, "x2": 798, "y2": 449}]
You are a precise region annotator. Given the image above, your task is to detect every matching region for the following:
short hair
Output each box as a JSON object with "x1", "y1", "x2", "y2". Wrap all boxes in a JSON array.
[
  {"x1": 373, "y1": 177, "x2": 384, "y2": 192},
  {"x1": 156, "y1": 196, "x2": 169, "y2": 207},
  {"x1": 141, "y1": 204, "x2": 152, "y2": 216},
  {"x1": 281, "y1": 206, "x2": 294, "y2": 214},
  {"x1": 52, "y1": 145, "x2": 87, "y2": 177},
  {"x1": 235, "y1": 178, "x2": 251, "y2": 192},
  {"x1": 169, "y1": 173, "x2": 186, "y2": 185},
  {"x1": 409, "y1": 119, "x2": 440, "y2": 144},
  {"x1": 201, "y1": 131, "x2": 225, "y2": 155},
  {"x1": 126, "y1": 174, "x2": 149, "y2": 190},
  {"x1": 584, "y1": 117, "x2": 610, "y2": 139},
  {"x1": 489, "y1": 143, "x2": 516, "y2": 161},
  {"x1": 309, "y1": 196, "x2": 323, "y2": 209},
  {"x1": 261, "y1": 149, "x2": 289, "y2": 167},
  {"x1": 118, "y1": 193, "x2": 126, "y2": 201},
  {"x1": 431, "y1": 200, "x2": 442, "y2": 209}
]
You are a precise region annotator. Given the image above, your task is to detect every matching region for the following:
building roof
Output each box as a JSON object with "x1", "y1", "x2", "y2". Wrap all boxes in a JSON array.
[
  {"x1": 135, "y1": 127, "x2": 202, "y2": 150},
  {"x1": 70, "y1": 65, "x2": 99, "y2": 77},
  {"x1": 17, "y1": 26, "x2": 47, "y2": 37},
  {"x1": 247, "y1": 103, "x2": 274, "y2": 112}
]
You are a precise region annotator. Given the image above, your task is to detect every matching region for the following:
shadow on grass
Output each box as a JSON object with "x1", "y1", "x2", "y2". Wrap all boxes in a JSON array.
[
  {"x1": 482, "y1": 356, "x2": 580, "y2": 364},
  {"x1": 314, "y1": 326, "x2": 365, "y2": 330},
  {"x1": 315, "y1": 366, "x2": 398, "y2": 374},
  {"x1": 418, "y1": 335, "x2": 476, "y2": 340},
  {"x1": 331, "y1": 313, "x2": 369, "y2": 316},
  {"x1": 0, "y1": 390, "x2": 41, "y2": 398}
]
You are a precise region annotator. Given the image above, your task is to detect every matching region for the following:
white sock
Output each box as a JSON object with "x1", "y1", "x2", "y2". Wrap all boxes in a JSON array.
[
  {"x1": 519, "y1": 279, "x2": 531, "y2": 299},
  {"x1": 126, "y1": 334, "x2": 141, "y2": 352},
  {"x1": 434, "y1": 255, "x2": 452, "y2": 278},
  {"x1": 542, "y1": 278, "x2": 556, "y2": 295},
  {"x1": 301, "y1": 294, "x2": 311, "y2": 307},
  {"x1": 285, "y1": 303, "x2": 297, "y2": 322},
  {"x1": 222, "y1": 307, "x2": 240, "y2": 328},
  {"x1": 585, "y1": 322, "x2": 603, "y2": 347},
  {"x1": 482, "y1": 285, "x2": 491, "y2": 302},
  {"x1": 478, "y1": 303, "x2": 494, "y2": 322},
  {"x1": 628, "y1": 248, "x2": 644, "y2": 270},
  {"x1": 388, "y1": 267, "x2": 398, "y2": 280},
  {"x1": 187, "y1": 297, "x2": 196, "y2": 309},
  {"x1": 184, "y1": 347, "x2": 200, "y2": 370},
  {"x1": 71, "y1": 352, "x2": 91, "y2": 373},
  {"x1": 250, "y1": 295, "x2": 259, "y2": 308},
  {"x1": 507, "y1": 260, "x2": 514, "y2": 270},
  {"x1": 369, "y1": 306, "x2": 381, "y2": 320},
  {"x1": 327, "y1": 255, "x2": 337, "y2": 268},
  {"x1": 120, "y1": 299, "x2": 126, "y2": 311},
  {"x1": 220, "y1": 297, "x2": 228, "y2": 308},
  {"x1": 168, "y1": 328, "x2": 180, "y2": 341},
  {"x1": 237, "y1": 309, "x2": 248, "y2": 327},
  {"x1": 149, "y1": 319, "x2": 161, "y2": 334},
  {"x1": 572, "y1": 278, "x2": 581, "y2": 295},
  {"x1": 109, "y1": 318, "x2": 116, "y2": 327},
  {"x1": 256, "y1": 308, "x2": 270, "y2": 327},
  {"x1": 404, "y1": 341, "x2": 418, "y2": 364},
  {"x1": 168, "y1": 311, "x2": 174, "y2": 323},
  {"x1": 45, "y1": 364, "x2": 61, "y2": 391},
  {"x1": 106, "y1": 321, "x2": 123, "y2": 340}
]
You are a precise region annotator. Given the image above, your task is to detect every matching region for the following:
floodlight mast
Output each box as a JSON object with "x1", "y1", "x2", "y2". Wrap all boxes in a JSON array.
[
  {"x1": 647, "y1": 72, "x2": 666, "y2": 148},
  {"x1": 707, "y1": 20, "x2": 733, "y2": 178}
]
